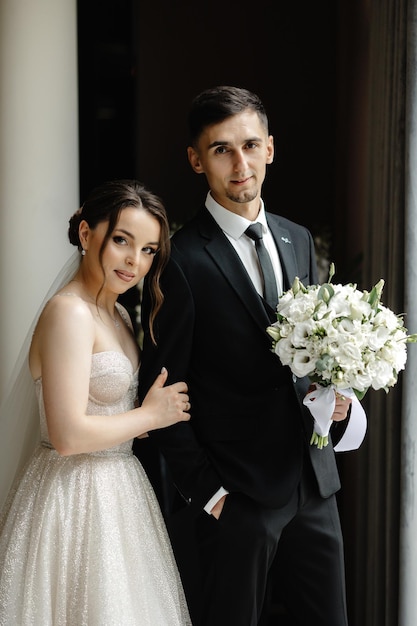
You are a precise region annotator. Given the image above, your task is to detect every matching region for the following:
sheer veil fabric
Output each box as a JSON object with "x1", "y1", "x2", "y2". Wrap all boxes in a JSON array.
[{"x1": 0, "y1": 252, "x2": 81, "y2": 508}]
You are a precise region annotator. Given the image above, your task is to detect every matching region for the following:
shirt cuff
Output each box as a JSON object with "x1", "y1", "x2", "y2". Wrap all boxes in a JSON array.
[{"x1": 204, "y1": 486, "x2": 229, "y2": 514}]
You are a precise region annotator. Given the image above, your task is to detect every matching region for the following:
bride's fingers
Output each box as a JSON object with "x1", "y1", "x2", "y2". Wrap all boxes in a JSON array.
[{"x1": 183, "y1": 401, "x2": 191, "y2": 412}]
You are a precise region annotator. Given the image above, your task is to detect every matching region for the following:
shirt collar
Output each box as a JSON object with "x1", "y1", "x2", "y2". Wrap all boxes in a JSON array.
[{"x1": 205, "y1": 191, "x2": 268, "y2": 241}]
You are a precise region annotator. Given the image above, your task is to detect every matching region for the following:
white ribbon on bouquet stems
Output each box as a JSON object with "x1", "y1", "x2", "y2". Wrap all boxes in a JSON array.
[{"x1": 303, "y1": 383, "x2": 367, "y2": 452}]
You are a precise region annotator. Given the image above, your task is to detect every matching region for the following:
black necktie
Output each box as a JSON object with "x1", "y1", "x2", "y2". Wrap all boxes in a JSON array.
[{"x1": 245, "y1": 223, "x2": 279, "y2": 309}]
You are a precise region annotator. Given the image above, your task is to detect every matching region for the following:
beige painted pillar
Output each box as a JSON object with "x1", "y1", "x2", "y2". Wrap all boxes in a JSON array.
[{"x1": 0, "y1": 0, "x2": 79, "y2": 399}]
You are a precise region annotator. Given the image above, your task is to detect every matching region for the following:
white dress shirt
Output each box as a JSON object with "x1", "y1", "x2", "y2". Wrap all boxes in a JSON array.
[{"x1": 205, "y1": 192, "x2": 283, "y2": 298}]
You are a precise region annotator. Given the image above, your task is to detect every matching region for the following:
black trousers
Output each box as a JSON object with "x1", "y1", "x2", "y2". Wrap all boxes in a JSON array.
[{"x1": 193, "y1": 460, "x2": 348, "y2": 626}]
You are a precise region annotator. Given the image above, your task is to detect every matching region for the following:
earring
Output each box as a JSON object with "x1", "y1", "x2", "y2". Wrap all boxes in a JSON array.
[{"x1": 81, "y1": 249, "x2": 86, "y2": 256}]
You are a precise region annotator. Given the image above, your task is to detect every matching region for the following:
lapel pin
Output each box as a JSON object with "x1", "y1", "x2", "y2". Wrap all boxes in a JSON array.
[{"x1": 281, "y1": 236, "x2": 291, "y2": 244}]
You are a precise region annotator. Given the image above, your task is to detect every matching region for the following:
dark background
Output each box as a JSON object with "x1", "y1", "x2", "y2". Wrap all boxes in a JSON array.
[{"x1": 77, "y1": 0, "x2": 342, "y2": 250}]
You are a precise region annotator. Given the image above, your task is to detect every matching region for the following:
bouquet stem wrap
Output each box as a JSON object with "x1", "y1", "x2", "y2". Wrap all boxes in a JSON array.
[{"x1": 302, "y1": 384, "x2": 367, "y2": 451}]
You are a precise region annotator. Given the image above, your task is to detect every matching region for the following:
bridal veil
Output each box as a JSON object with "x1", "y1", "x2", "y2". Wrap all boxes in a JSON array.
[{"x1": 0, "y1": 251, "x2": 81, "y2": 508}]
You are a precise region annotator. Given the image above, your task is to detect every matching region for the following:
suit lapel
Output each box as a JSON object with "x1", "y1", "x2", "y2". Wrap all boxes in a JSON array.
[
  {"x1": 267, "y1": 213, "x2": 298, "y2": 291},
  {"x1": 196, "y1": 209, "x2": 300, "y2": 330},
  {"x1": 198, "y1": 210, "x2": 272, "y2": 331}
]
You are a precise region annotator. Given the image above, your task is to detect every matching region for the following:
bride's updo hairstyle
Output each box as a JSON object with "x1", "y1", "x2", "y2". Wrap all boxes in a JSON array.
[{"x1": 68, "y1": 179, "x2": 170, "y2": 344}]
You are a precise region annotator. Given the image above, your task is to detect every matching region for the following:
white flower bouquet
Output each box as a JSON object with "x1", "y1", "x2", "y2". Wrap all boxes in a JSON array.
[{"x1": 267, "y1": 264, "x2": 417, "y2": 449}]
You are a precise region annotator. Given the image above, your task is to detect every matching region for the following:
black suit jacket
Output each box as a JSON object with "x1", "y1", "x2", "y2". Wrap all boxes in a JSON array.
[{"x1": 138, "y1": 207, "x2": 341, "y2": 510}]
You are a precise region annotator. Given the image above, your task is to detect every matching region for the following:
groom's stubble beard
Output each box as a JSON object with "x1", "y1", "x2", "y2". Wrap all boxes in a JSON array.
[{"x1": 226, "y1": 187, "x2": 259, "y2": 204}]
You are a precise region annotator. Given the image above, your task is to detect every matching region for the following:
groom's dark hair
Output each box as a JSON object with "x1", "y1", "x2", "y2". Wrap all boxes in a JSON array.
[{"x1": 187, "y1": 85, "x2": 269, "y2": 147}]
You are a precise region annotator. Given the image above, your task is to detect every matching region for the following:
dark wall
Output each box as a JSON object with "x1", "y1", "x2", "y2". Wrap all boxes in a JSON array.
[
  {"x1": 78, "y1": 0, "x2": 339, "y2": 245},
  {"x1": 134, "y1": 1, "x2": 338, "y2": 237},
  {"x1": 77, "y1": 0, "x2": 136, "y2": 198}
]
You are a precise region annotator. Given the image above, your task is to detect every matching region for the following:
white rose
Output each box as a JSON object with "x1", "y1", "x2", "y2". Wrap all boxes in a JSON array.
[
  {"x1": 379, "y1": 341, "x2": 407, "y2": 372},
  {"x1": 348, "y1": 370, "x2": 372, "y2": 392},
  {"x1": 279, "y1": 296, "x2": 316, "y2": 324},
  {"x1": 367, "y1": 359, "x2": 397, "y2": 389},
  {"x1": 374, "y1": 306, "x2": 402, "y2": 331},
  {"x1": 367, "y1": 326, "x2": 391, "y2": 350},
  {"x1": 327, "y1": 291, "x2": 354, "y2": 317},
  {"x1": 338, "y1": 340, "x2": 363, "y2": 365}
]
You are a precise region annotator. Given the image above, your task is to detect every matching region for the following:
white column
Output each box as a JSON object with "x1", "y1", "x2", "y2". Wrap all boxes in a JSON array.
[
  {"x1": 0, "y1": 0, "x2": 79, "y2": 398},
  {"x1": 399, "y1": 1, "x2": 417, "y2": 624}
]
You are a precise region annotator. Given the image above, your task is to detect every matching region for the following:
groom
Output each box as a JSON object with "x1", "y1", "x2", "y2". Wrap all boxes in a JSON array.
[{"x1": 137, "y1": 86, "x2": 351, "y2": 626}]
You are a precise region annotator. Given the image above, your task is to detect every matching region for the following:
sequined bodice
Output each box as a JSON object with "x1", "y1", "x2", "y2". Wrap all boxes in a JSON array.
[
  {"x1": 35, "y1": 351, "x2": 139, "y2": 455},
  {"x1": 2, "y1": 352, "x2": 192, "y2": 625}
]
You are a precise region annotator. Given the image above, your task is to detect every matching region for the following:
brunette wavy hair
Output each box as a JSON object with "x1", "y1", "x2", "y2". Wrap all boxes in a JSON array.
[{"x1": 68, "y1": 179, "x2": 170, "y2": 344}]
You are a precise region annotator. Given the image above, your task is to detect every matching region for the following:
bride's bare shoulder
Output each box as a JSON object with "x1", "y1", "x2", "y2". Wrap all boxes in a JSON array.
[
  {"x1": 44, "y1": 291, "x2": 91, "y2": 317},
  {"x1": 29, "y1": 293, "x2": 95, "y2": 378},
  {"x1": 34, "y1": 293, "x2": 94, "y2": 338}
]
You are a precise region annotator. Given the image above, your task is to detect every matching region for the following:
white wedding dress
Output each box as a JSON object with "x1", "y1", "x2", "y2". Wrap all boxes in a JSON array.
[{"x1": 0, "y1": 350, "x2": 191, "y2": 625}]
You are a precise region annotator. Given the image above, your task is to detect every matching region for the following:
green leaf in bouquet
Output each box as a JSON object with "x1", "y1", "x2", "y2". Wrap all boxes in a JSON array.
[
  {"x1": 368, "y1": 279, "x2": 384, "y2": 309},
  {"x1": 315, "y1": 353, "x2": 334, "y2": 373},
  {"x1": 353, "y1": 388, "x2": 367, "y2": 401},
  {"x1": 317, "y1": 283, "x2": 334, "y2": 303}
]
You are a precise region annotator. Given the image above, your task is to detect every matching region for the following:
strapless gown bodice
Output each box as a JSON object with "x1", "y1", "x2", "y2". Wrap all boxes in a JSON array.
[
  {"x1": 37, "y1": 351, "x2": 138, "y2": 456},
  {"x1": 0, "y1": 351, "x2": 191, "y2": 625}
]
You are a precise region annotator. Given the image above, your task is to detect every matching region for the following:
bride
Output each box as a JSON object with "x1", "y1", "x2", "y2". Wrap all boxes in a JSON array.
[{"x1": 0, "y1": 179, "x2": 192, "y2": 625}]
